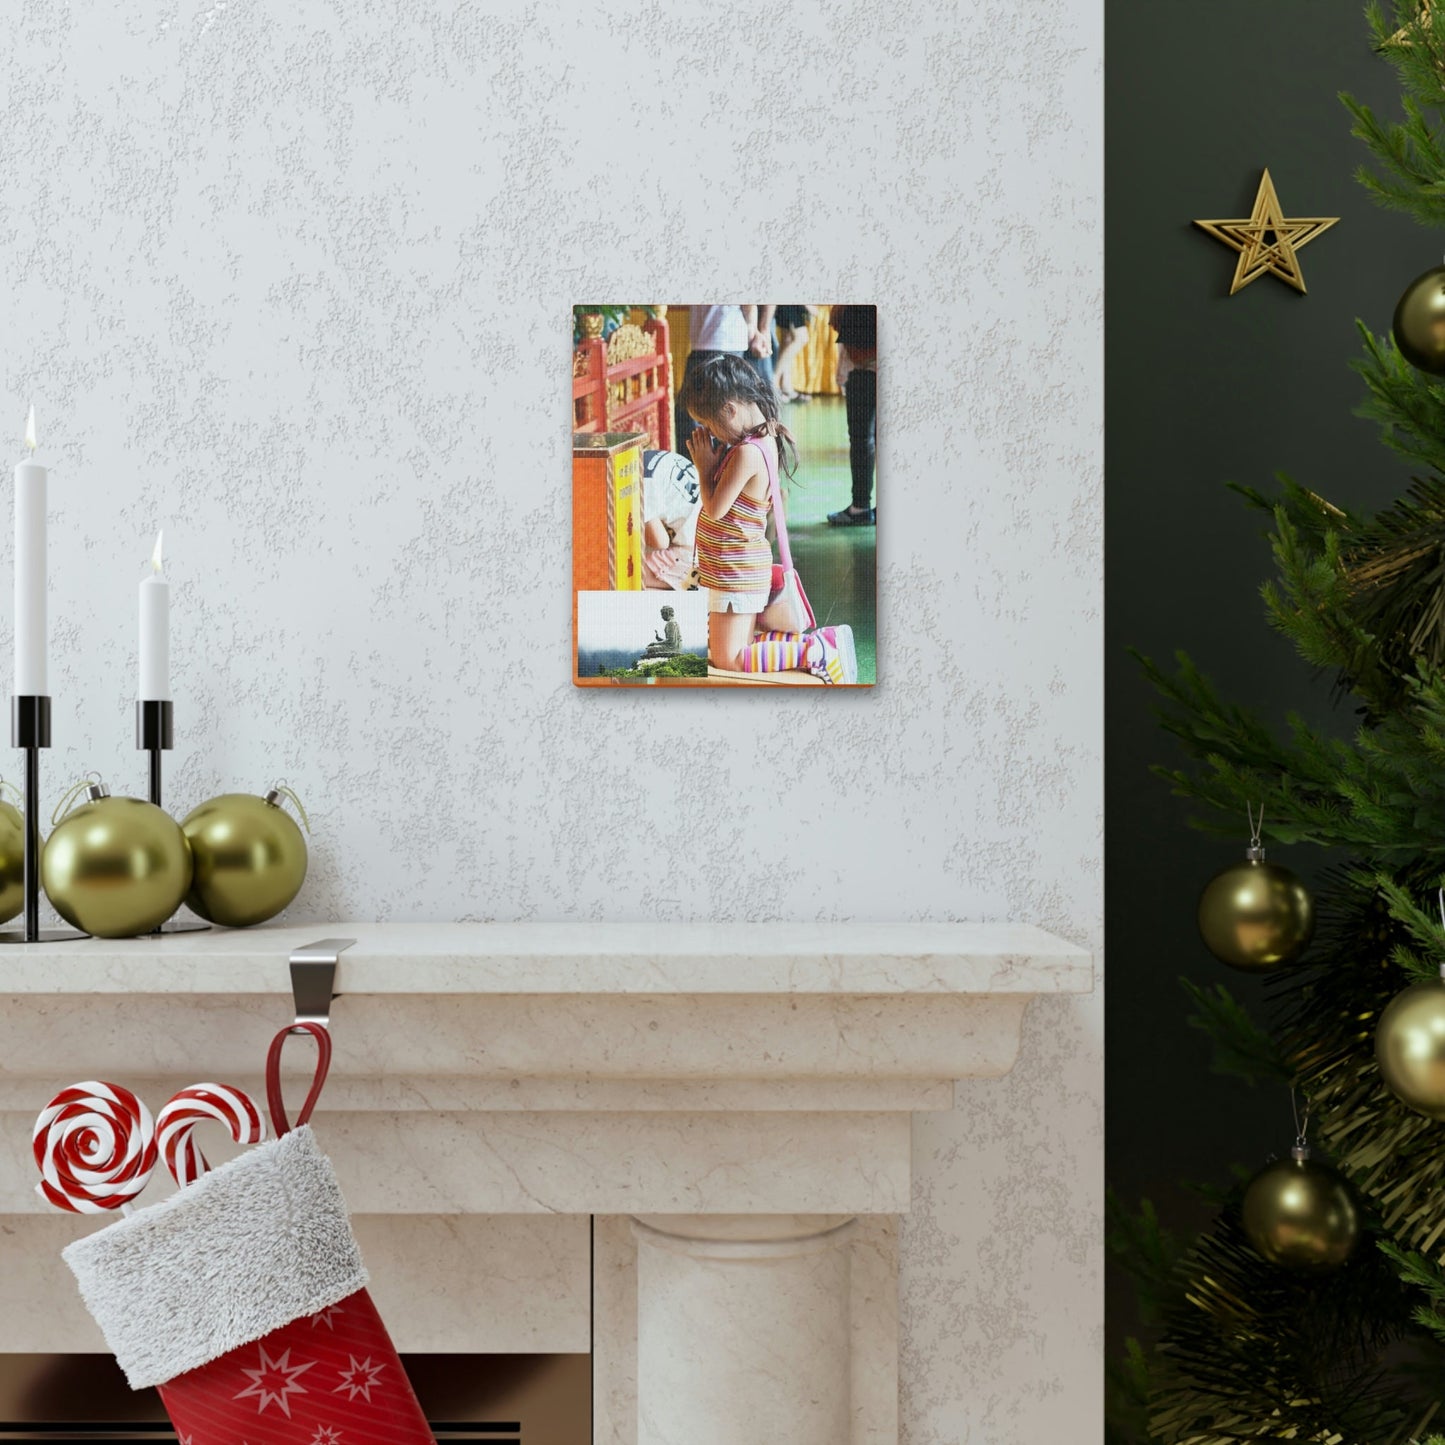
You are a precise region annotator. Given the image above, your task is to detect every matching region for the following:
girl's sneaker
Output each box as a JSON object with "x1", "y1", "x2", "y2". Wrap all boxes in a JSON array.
[{"x1": 807, "y1": 625, "x2": 857, "y2": 684}]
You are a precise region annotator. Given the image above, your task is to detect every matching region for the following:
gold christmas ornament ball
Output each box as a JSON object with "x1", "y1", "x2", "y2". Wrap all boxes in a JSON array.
[
  {"x1": 1393, "y1": 265, "x2": 1445, "y2": 375},
  {"x1": 1198, "y1": 856, "x2": 1314, "y2": 972},
  {"x1": 42, "y1": 786, "x2": 192, "y2": 938},
  {"x1": 0, "y1": 796, "x2": 24, "y2": 925},
  {"x1": 181, "y1": 788, "x2": 308, "y2": 928},
  {"x1": 1375, "y1": 978, "x2": 1445, "y2": 1119},
  {"x1": 1241, "y1": 1152, "x2": 1360, "y2": 1272}
]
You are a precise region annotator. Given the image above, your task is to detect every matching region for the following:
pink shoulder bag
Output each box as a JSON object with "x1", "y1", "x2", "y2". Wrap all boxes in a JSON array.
[{"x1": 756, "y1": 438, "x2": 816, "y2": 634}]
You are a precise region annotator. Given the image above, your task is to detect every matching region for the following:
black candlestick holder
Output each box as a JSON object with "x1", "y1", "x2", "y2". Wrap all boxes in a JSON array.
[
  {"x1": 0, "y1": 695, "x2": 87, "y2": 943},
  {"x1": 137, "y1": 699, "x2": 208, "y2": 935},
  {"x1": 136, "y1": 699, "x2": 173, "y2": 806}
]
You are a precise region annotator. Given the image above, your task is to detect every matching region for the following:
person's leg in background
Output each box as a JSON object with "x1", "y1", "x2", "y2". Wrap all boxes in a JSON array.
[
  {"x1": 847, "y1": 368, "x2": 876, "y2": 510},
  {"x1": 775, "y1": 324, "x2": 809, "y2": 400},
  {"x1": 829, "y1": 367, "x2": 876, "y2": 524},
  {"x1": 746, "y1": 342, "x2": 776, "y2": 397}
]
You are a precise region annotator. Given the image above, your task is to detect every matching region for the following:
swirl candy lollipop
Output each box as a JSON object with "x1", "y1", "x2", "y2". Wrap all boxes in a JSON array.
[
  {"x1": 33, "y1": 1081, "x2": 158, "y2": 1215},
  {"x1": 156, "y1": 1083, "x2": 266, "y2": 1187}
]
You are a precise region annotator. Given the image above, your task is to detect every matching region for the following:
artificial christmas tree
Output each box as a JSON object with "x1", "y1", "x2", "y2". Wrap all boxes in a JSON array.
[{"x1": 1112, "y1": 4, "x2": 1445, "y2": 1441}]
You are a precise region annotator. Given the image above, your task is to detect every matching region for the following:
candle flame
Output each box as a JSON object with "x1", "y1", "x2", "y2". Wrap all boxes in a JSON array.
[
  {"x1": 150, "y1": 530, "x2": 164, "y2": 574},
  {"x1": 23, "y1": 405, "x2": 35, "y2": 454}
]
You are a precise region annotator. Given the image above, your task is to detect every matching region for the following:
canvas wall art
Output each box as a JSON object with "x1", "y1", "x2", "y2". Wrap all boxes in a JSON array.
[{"x1": 571, "y1": 304, "x2": 877, "y2": 687}]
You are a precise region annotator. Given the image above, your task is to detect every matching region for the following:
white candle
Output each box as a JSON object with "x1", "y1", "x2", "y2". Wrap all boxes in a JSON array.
[
  {"x1": 14, "y1": 405, "x2": 46, "y2": 696},
  {"x1": 138, "y1": 531, "x2": 169, "y2": 701}
]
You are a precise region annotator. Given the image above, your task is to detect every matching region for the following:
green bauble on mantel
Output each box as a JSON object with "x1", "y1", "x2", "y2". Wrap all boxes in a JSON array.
[
  {"x1": 0, "y1": 784, "x2": 25, "y2": 925},
  {"x1": 42, "y1": 779, "x2": 192, "y2": 937},
  {"x1": 181, "y1": 784, "x2": 309, "y2": 928}
]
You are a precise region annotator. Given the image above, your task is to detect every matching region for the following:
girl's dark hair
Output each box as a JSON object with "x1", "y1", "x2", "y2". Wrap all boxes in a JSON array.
[{"x1": 678, "y1": 352, "x2": 798, "y2": 480}]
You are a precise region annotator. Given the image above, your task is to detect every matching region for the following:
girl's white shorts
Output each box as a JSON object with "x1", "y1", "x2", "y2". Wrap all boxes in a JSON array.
[{"x1": 707, "y1": 588, "x2": 769, "y2": 615}]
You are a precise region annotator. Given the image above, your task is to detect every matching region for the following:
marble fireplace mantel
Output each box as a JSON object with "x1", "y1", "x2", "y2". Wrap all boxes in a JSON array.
[{"x1": 0, "y1": 921, "x2": 1092, "y2": 1445}]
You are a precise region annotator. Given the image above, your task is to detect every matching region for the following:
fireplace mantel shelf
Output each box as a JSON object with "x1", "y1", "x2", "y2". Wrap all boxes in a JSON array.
[
  {"x1": 1, "y1": 919, "x2": 1092, "y2": 1144},
  {"x1": 0, "y1": 919, "x2": 1090, "y2": 995},
  {"x1": 1, "y1": 920, "x2": 1092, "y2": 1443}
]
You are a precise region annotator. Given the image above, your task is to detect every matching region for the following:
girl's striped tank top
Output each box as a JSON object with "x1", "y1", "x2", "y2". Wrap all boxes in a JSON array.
[{"x1": 695, "y1": 437, "x2": 775, "y2": 594}]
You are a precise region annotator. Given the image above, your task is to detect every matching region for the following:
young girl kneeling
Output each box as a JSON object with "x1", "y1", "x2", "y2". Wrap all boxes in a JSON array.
[{"x1": 680, "y1": 354, "x2": 856, "y2": 684}]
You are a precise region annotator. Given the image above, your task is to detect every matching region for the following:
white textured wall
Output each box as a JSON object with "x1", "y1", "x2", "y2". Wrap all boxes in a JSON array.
[{"x1": 0, "y1": 2, "x2": 1102, "y2": 1439}]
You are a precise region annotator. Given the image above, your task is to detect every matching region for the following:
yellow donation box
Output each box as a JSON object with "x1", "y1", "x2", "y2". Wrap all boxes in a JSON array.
[{"x1": 573, "y1": 431, "x2": 644, "y2": 591}]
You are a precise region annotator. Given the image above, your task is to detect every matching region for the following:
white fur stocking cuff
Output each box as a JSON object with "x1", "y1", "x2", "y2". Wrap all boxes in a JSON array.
[{"x1": 62, "y1": 1124, "x2": 368, "y2": 1389}]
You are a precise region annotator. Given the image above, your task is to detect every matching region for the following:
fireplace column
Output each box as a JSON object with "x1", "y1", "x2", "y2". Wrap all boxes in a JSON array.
[{"x1": 632, "y1": 1214, "x2": 856, "y2": 1445}]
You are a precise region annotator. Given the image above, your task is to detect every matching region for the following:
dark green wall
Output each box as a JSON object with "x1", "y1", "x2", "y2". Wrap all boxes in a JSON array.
[{"x1": 1106, "y1": 2, "x2": 1427, "y2": 1357}]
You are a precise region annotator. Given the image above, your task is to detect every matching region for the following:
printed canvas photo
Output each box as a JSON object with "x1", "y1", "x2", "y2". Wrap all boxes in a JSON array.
[
  {"x1": 571, "y1": 304, "x2": 877, "y2": 687},
  {"x1": 576, "y1": 590, "x2": 709, "y2": 683}
]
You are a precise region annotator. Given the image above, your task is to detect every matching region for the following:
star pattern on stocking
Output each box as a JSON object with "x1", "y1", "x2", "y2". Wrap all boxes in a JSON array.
[
  {"x1": 233, "y1": 1343, "x2": 316, "y2": 1418},
  {"x1": 334, "y1": 1354, "x2": 385, "y2": 1402},
  {"x1": 310, "y1": 1426, "x2": 345, "y2": 1444},
  {"x1": 309, "y1": 1302, "x2": 346, "y2": 1330}
]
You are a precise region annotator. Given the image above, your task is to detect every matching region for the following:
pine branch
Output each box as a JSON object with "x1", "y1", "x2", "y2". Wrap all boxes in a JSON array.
[
  {"x1": 1139, "y1": 647, "x2": 1445, "y2": 855},
  {"x1": 1128, "y1": 872, "x2": 1445, "y2": 1442},
  {"x1": 1228, "y1": 474, "x2": 1356, "y2": 547},
  {"x1": 1106, "y1": 1337, "x2": 1157, "y2": 1445},
  {"x1": 1149, "y1": 1200, "x2": 1437, "y2": 1444},
  {"x1": 1353, "y1": 324, "x2": 1445, "y2": 477},
  {"x1": 1108, "y1": 1192, "x2": 1181, "y2": 1443},
  {"x1": 1136, "y1": 649, "x2": 1297, "y2": 773},
  {"x1": 1108, "y1": 1192, "x2": 1188, "y2": 1329},
  {"x1": 1276, "y1": 869, "x2": 1445, "y2": 1260},
  {"x1": 1376, "y1": 873, "x2": 1445, "y2": 978},
  {"x1": 1336, "y1": 478, "x2": 1445, "y2": 680},
  {"x1": 1381, "y1": 1242, "x2": 1445, "y2": 1347},
  {"x1": 1347, "y1": 2, "x2": 1445, "y2": 227},
  {"x1": 1260, "y1": 504, "x2": 1402, "y2": 708},
  {"x1": 1182, "y1": 978, "x2": 1294, "y2": 1085}
]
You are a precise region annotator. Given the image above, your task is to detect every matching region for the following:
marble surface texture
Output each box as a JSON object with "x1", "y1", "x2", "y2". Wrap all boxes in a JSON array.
[
  {"x1": 596, "y1": 1214, "x2": 901, "y2": 1445},
  {"x1": 0, "y1": 1213, "x2": 592, "y2": 1355},
  {"x1": 0, "y1": 931, "x2": 1068, "y2": 1440},
  {"x1": 2, "y1": 1107, "x2": 916, "y2": 1215},
  {"x1": 635, "y1": 1215, "x2": 855, "y2": 1445},
  {"x1": 0, "y1": 918, "x2": 1091, "y2": 992},
  {"x1": 0, "y1": 1, "x2": 1102, "y2": 1439}
]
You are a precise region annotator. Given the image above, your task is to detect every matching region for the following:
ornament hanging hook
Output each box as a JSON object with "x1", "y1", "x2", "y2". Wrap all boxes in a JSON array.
[
  {"x1": 1247, "y1": 802, "x2": 1265, "y2": 860},
  {"x1": 1290, "y1": 1086, "x2": 1311, "y2": 1158},
  {"x1": 267, "y1": 779, "x2": 310, "y2": 834},
  {"x1": 1435, "y1": 888, "x2": 1445, "y2": 982},
  {"x1": 50, "y1": 773, "x2": 104, "y2": 828}
]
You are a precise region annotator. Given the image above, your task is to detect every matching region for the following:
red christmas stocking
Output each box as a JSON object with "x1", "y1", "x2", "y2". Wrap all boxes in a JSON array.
[{"x1": 62, "y1": 1025, "x2": 434, "y2": 1444}]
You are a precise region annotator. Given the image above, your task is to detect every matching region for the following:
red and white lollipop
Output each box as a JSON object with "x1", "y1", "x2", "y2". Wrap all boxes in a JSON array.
[
  {"x1": 157, "y1": 1083, "x2": 266, "y2": 1187},
  {"x1": 33, "y1": 1081, "x2": 158, "y2": 1215}
]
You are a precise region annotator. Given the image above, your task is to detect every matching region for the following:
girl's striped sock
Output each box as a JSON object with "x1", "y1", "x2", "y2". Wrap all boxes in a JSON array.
[{"x1": 741, "y1": 630, "x2": 809, "y2": 672}]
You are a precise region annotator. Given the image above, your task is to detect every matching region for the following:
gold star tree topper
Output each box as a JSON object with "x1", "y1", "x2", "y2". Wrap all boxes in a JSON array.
[{"x1": 1194, "y1": 169, "x2": 1339, "y2": 295}]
